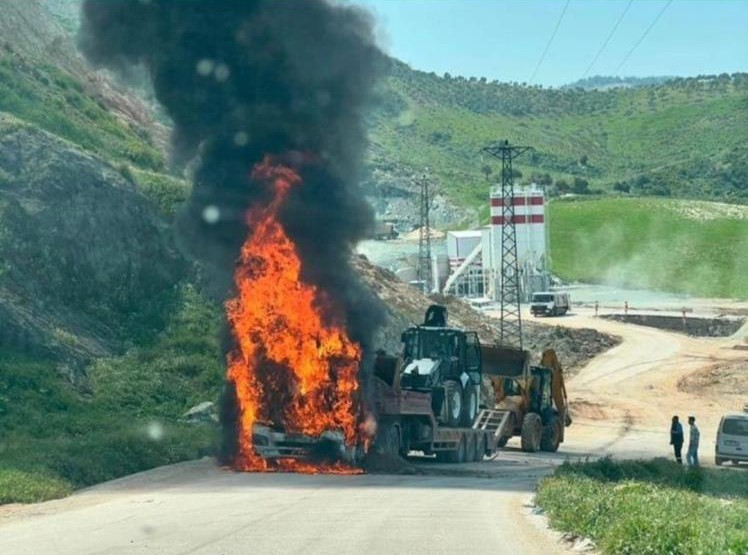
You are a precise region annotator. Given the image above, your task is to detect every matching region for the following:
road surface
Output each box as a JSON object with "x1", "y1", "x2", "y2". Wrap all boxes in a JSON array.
[
  {"x1": 0, "y1": 458, "x2": 561, "y2": 555},
  {"x1": 2, "y1": 305, "x2": 745, "y2": 554}
]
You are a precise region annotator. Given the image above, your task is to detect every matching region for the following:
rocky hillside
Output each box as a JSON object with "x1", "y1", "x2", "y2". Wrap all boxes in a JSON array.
[{"x1": 0, "y1": 114, "x2": 184, "y2": 380}]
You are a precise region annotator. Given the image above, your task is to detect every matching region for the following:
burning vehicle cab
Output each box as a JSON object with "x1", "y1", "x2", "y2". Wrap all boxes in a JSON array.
[{"x1": 252, "y1": 425, "x2": 356, "y2": 466}]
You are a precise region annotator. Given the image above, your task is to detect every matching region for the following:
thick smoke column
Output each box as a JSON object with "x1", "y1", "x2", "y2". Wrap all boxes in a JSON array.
[{"x1": 79, "y1": 0, "x2": 387, "y2": 456}]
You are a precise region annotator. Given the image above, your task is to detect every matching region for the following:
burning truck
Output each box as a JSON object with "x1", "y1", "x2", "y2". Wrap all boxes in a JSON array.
[
  {"x1": 79, "y1": 0, "x2": 562, "y2": 472},
  {"x1": 80, "y1": 0, "x2": 387, "y2": 473}
]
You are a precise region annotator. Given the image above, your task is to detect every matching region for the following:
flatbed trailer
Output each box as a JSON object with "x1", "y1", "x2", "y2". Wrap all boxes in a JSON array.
[{"x1": 371, "y1": 359, "x2": 512, "y2": 463}]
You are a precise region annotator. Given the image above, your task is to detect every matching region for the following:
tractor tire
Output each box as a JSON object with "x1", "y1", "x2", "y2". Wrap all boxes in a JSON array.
[
  {"x1": 540, "y1": 416, "x2": 562, "y2": 452},
  {"x1": 445, "y1": 435, "x2": 467, "y2": 463},
  {"x1": 497, "y1": 436, "x2": 509, "y2": 448},
  {"x1": 443, "y1": 380, "x2": 463, "y2": 428},
  {"x1": 520, "y1": 413, "x2": 543, "y2": 453},
  {"x1": 461, "y1": 384, "x2": 479, "y2": 426}
]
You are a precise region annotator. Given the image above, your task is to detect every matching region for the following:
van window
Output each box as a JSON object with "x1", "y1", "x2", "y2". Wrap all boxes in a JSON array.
[{"x1": 722, "y1": 418, "x2": 748, "y2": 436}]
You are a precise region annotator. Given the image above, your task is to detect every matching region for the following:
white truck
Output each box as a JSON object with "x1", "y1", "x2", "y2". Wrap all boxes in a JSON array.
[{"x1": 530, "y1": 291, "x2": 570, "y2": 317}]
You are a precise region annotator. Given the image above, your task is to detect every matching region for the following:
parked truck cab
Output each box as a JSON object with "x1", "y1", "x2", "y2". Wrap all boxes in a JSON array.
[{"x1": 530, "y1": 291, "x2": 570, "y2": 317}]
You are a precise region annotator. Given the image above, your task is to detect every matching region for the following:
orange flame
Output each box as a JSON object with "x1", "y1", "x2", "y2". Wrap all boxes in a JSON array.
[{"x1": 225, "y1": 157, "x2": 363, "y2": 473}]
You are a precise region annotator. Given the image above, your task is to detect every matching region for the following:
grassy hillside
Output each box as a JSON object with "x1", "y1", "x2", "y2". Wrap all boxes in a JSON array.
[
  {"x1": 0, "y1": 46, "x2": 163, "y2": 171},
  {"x1": 0, "y1": 285, "x2": 223, "y2": 502},
  {"x1": 372, "y1": 61, "x2": 748, "y2": 211},
  {"x1": 549, "y1": 197, "x2": 748, "y2": 298}
]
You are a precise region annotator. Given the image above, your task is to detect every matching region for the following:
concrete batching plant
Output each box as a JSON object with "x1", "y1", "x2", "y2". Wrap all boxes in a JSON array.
[{"x1": 438, "y1": 184, "x2": 550, "y2": 301}]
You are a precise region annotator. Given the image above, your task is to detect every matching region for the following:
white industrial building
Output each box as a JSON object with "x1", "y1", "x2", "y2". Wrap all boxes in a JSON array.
[{"x1": 437, "y1": 185, "x2": 550, "y2": 301}]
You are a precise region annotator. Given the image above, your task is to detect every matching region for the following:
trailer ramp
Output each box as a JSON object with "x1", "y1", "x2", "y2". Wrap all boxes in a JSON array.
[{"x1": 473, "y1": 409, "x2": 511, "y2": 441}]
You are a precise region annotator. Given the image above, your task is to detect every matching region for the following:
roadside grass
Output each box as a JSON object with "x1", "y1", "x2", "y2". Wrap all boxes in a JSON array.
[
  {"x1": 536, "y1": 458, "x2": 748, "y2": 554},
  {"x1": 0, "y1": 468, "x2": 72, "y2": 505},
  {"x1": 0, "y1": 284, "x2": 225, "y2": 504},
  {"x1": 549, "y1": 197, "x2": 748, "y2": 298}
]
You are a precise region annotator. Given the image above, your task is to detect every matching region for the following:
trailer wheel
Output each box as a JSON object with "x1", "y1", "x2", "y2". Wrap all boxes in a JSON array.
[
  {"x1": 461, "y1": 384, "x2": 478, "y2": 426},
  {"x1": 475, "y1": 435, "x2": 486, "y2": 461},
  {"x1": 520, "y1": 413, "x2": 542, "y2": 452},
  {"x1": 445, "y1": 435, "x2": 466, "y2": 463},
  {"x1": 465, "y1": 434, "x2": 476, "y2": 462},
  {"x1": 540, "y1": 416, "x2": 561, "y2": 452},
  {"x1": 443, "y1": 380, "x2": 463, "y2": 428},
  {"x1": 376, "y1": 422, "x2": 401, "y2": 457}
]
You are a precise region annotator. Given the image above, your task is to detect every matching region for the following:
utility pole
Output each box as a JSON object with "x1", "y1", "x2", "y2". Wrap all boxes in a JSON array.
[
  {"x1": 482, "y1": 140, "x2": 533, "y2": 349},
  {"x1": 416, "y1": 171, "x2": 432, "y2": 294}
]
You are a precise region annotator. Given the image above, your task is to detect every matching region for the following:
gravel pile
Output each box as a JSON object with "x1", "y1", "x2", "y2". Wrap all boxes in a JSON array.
[{"x1": 355, "y1": 255, "x2": 620, "y2": 374}]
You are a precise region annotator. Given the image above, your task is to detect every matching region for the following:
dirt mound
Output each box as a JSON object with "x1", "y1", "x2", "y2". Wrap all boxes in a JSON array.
[
  {"x1": 354, "y1": 255, "x2": 619, "y2": 372},
  {"x1": 570, "y1": 400, "x2": 609, "y2": 420},
  {"x1": 602, "y1": 314, "x2": 744, "y2": 337},
  {"x1": 678, "y1": 361, "x2": 748, "y2": 396},
  {"x1": 360, "y1": 452, "x2": 420, "y2": 475}
]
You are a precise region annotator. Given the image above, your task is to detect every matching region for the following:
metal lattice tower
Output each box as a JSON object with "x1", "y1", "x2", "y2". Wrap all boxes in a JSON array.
[
  {"x1": 416, "y1": 172, "x2": 432, "y2": 294},
  {"x1": 482, "y1": 140, "x2": 533, "y2": 349}
]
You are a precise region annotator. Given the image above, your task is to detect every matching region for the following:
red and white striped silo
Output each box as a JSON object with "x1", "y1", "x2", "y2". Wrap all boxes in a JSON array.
[{"x1": 485, "y1": 185, "x2": 548, "y2": 283}]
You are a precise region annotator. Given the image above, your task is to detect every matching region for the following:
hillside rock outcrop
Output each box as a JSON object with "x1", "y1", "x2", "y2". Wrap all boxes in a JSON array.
[{"x1": 0, "y1": 113, "x2": 184, "y2": 378}]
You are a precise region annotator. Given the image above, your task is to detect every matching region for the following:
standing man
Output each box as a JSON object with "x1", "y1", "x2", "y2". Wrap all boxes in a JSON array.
[
  {"x1": 687, "y1": 416, "x2": 700, "y2": 467},
  {"x1": 670, "y1": 415, "x2": 684, "y2": 464}
]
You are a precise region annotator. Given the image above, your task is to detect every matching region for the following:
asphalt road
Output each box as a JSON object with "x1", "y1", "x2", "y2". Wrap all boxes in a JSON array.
[{"x1": 0, "y1": 458, "x2": 561, "y2": 555}]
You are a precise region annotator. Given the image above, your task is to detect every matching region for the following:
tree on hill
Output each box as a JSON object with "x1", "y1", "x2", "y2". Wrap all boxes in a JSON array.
[{"x1": 573, "y1": 177, "x2": 591, "y2": 195}]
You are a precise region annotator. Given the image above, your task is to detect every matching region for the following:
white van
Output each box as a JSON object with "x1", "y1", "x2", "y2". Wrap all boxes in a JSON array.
[
  {"x1": 530, "y1": 292, "x2": 570, "y2": 317},
  {"x1": 715, "y1": 413, "x2": 748, "y2": 466}
]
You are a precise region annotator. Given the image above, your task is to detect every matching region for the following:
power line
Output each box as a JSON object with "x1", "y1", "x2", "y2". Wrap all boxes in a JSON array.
[
  {"x1": 615, "y1": 0, "x2": 674, "y2": 74},
  {"x1": 581, "y1": 0, "x2": 634, "y2": 79},
  {"x1": 528, "y1": 0, "x2": 571, "y2": 84}
]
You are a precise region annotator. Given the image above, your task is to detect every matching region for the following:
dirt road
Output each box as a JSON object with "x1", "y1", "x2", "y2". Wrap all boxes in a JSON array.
[
  {"x1": 1, "y1": 305, "x2": 745, "y2": 554},
  {"x1": 557, "y1": 307, "x2": 747, "y2": 460}
]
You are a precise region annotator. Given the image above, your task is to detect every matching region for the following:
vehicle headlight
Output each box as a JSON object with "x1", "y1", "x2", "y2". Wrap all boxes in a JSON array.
[{"x1": 252, "y1": 434, "x2": 270, "y2": 446}]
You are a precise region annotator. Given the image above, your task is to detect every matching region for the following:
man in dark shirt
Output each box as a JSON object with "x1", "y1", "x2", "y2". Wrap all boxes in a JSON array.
[{"x1": 670, "y1": 415, "x2": 684, "y2": 464}]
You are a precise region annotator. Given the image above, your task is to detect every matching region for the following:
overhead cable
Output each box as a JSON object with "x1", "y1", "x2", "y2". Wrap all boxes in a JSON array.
[
  {"x1": 581, "y1": 0, "x2": 634, "y2": 79},
  {"x1": 528, "y1": 0, "x2": 571, "y2": 84},
  {"x1": 615, "y1": 0, "x2": 674, "y2": 73}
]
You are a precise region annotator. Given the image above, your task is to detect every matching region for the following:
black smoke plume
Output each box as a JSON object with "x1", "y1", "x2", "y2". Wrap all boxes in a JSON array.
[{"x1": 79, "y1": 1, "x2": 387, "y2": 456}]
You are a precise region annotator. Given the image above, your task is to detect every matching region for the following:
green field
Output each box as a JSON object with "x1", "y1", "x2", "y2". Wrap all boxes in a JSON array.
[
  {"x1": 537, "y1": 458, "x2": 748, "y2": 555},
  {"x1": 548, "y1": 197, "x2": 748, "y2": 298}
]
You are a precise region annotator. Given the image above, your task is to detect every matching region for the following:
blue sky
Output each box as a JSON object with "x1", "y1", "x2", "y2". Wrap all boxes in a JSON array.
[{"x1": 352, "y1": 0, "x2": 747, "y2": 87}]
